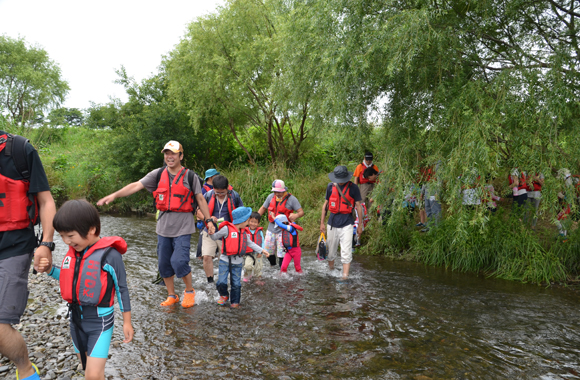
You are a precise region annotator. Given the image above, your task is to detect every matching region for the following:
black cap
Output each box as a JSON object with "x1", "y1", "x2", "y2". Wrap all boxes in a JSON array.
[{"x1": 364, "y1": 152, "x2": 373, "y2": 160}]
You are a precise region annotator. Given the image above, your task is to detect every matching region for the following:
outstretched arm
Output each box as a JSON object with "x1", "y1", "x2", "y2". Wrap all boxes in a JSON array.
[{"x1": 97, "y1": 181, "x2": 145, "y2": 206}]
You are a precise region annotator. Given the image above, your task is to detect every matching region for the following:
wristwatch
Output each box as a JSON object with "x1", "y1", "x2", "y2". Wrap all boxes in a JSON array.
[
  {"x1": 39, "y1": 242, "x2": 55, "y2": 251},
  {"x1": 205, "y1": 218, "x2": 213, "y2": 224}
]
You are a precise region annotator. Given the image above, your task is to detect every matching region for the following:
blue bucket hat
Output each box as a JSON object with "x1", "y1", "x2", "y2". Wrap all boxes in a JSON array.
[
  {"x1": 204, "y1": 168, "x2": 220, "y2": 180},
  {"x1": 232, "y1": 207, "x2": 252, "y2": 225}
]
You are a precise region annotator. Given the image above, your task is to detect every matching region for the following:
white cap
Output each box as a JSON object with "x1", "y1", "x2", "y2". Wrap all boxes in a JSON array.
[{"x1": 161, "y1": 140, "x2": 183, "y2": 153}]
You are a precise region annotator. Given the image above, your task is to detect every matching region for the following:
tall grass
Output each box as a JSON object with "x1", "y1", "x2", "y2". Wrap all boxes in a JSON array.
[{"x1": 362, "y1": 206, "x2": 572, "y2": 284}]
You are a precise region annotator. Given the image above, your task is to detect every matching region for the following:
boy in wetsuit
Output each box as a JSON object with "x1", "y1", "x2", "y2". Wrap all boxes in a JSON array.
[{"x1": 38, "y1": 200, "x2": 133, "y2": 380}]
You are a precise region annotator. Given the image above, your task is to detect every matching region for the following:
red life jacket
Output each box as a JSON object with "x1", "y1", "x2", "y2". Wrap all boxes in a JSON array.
[
  {"x1": 531, "y1": 173, "x2": 543, "y2": 192},
  {"x1": 281, "y1": 223, "x2": 303, "y2": 249},
  {"x1": 153, "y1": 167, "x2": 195, "y2": 213},
  {"x1": 59, "y1": 237, "x2": 127, "y2": 307},
  {"x1": 0, "y1": 134, "x2": 38, "y2": 232},
  {"x1": 244, "y1": 226, "x2": 263, "y2": 253},
  {"x1": 328, "y1": 182, "x2": 355, "y2": 214},
  {"x1": 208, "y1": 191, "x2": 236, "y2": 222},
  {"x1": 508, "y1": 171, "x2": 527, "y2": 191},
  {"x1": 357, "y1": 163, "x2": 378, "y2": 184},
  {"x1": 219, "y1": 221, "x2": 248, "y2": 256},
  {"x1": 267, "y1": 193, "x2": 293, "y2": 223}
]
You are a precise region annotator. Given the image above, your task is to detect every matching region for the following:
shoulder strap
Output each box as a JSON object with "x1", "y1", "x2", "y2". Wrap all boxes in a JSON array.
[
  {"x1": 333, "y1": 183, "x2": 353, "y2": 208},
  {"x1": 155, "y1": 166, "x2": 166, "y2": 186},
  {"x1": 5, "y1": 134, "x2": 31, "y2": 179}
]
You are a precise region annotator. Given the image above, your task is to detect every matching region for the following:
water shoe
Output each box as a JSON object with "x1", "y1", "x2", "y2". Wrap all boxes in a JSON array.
[
  {"x1": 217, "y1": 296, "x2": 229, "y2": 306},
  {"x1": 182, "y1": 290, "x2": 196, "y2": 308},
  {"x1": 242, "y1": 275, "x2": 252, "y2": 283},
  {"x1": 160, "y1": 294, "x2": 180, "y2": 306},
  {"x1": 230, "y1": 303, "x2": 240, "y2": 308},
  {"x1": 416, "y1": 222, "x2": 425, "y2": 227},
  {"x1": 16, "y1": 363, "x2": 39, "y2": 380}
]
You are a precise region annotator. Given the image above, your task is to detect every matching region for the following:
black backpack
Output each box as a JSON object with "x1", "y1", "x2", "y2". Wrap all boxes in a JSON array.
[{"x1": 1, "y1": 133, "x2": 31, "y2": 179}]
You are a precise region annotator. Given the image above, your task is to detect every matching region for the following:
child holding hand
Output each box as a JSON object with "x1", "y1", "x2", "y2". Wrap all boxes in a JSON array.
[
  {"x1": 274, "y1": 214, "x2": 303, "y2": 274},
  {"x1": 210, "y1": 207, "x2": 269, "y2": 308},
  {"x1": 38, "y1": 200, "x2": 133, "y2": 380}
]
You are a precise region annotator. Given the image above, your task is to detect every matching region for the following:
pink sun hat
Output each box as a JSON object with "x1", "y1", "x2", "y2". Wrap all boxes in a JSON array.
[{"x1": 271, "y1": 179, "x2": 287, "y2": 192}]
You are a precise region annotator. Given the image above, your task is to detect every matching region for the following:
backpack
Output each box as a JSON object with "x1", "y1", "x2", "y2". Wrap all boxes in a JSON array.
[{"x1": 1, "y1": 133, "x2": 31, "y2": 179}]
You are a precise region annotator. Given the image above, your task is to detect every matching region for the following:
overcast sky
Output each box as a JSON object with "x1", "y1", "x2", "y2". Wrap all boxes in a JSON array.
[{"x1": 0, "y1": 0, "x2": 223, "y2": 110}]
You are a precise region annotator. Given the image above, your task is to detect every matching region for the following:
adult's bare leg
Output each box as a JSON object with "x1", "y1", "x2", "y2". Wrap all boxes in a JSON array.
[{"x1": 0, "y1": 324, "x2": 34, "y2": 378}]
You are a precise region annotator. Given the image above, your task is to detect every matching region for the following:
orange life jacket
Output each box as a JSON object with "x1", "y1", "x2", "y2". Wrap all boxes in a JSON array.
[
  {"x1": 328, "y1": 182, "x2": 355, "y2": 214},
  {"x1": 244, "y1": 227, "x2": 263, "y2": 253},
  {"x1": 59, "y1": 237, "x2": 127, "y2": 307},
  {"x1": 357, "y1": 163, "x2": 378, "y2": 184},
  {"x1": 267, "y1": 193, "x2": 293, "y2": 223},
  {"x1": 219, "y1": 221, "x2": 248, "y2": 256},
  {"x1": 281, "y1": 223, "x2": 303, "y2": 250},
  {"x1": 153, "y1": 167, "x2": 195, "y2": 213},
  {"x1": 208, "y1": 191, "x2": 236, "y2": 222},
  {"x1": 0, "y1": 134, "x2": 38, "y2": 231}
]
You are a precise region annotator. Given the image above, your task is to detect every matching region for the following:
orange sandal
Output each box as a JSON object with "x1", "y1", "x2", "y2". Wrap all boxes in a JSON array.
[
  {"x1": 182, "y1": 290, "x2": 196, "y2": 308},
  {"x1": 160, "y1": 295, "x2": 180, "y2": 306}
]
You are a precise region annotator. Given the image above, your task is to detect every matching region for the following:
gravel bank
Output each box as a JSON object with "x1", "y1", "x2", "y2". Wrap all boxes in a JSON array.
[{"x1": 1, "y1": 269, "x2": 85, "y2": 380}]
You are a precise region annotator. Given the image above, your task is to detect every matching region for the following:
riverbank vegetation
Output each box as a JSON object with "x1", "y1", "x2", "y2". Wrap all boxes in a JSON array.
[{"x1": 2, "y1": 0, "x2": 580, "y2": 284}]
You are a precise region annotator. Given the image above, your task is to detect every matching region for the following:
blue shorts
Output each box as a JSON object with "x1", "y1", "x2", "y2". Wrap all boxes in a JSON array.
[
  {"x1": 157, "y1": 234, "x2": 192, "y2": 278},
  {"x1": 70, "y1": 314, "x2": 114, "y2": 358}
]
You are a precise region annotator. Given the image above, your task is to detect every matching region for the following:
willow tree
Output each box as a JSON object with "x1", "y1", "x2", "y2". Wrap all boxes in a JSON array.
[
  {"x1": 287, "y1": 0, "x2": 580, "y2": 207},
  {"x1": 166, "y1": 0, "x2": 314, "y2": 164}
]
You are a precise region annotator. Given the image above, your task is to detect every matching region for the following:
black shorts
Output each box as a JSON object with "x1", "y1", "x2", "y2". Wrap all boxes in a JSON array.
[{"x1": 0, "y1": 252, "x2": 32, "y2": 324}]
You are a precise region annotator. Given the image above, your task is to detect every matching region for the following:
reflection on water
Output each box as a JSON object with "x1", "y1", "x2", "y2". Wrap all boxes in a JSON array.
[{"x1": 49, "y1": 215, "x2": 580, "y2": 379}]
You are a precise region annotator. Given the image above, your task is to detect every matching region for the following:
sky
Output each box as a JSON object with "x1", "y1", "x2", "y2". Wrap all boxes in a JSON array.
[{"x1": 0, "y1": 0, "x2": 223, "y2": 110}]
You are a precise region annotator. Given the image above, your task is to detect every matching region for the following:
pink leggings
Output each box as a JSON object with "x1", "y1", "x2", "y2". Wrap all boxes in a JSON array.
[{"x1": 280, "y1": 247, "x2": 302, "y2": 273}]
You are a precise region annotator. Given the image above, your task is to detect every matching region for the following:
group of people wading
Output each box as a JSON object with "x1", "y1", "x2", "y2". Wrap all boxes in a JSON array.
[{"x1": 0, "y1": 135, "x2": 379, "y2": 380}]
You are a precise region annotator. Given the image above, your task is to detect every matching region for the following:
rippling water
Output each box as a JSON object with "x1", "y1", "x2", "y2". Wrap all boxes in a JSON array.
[{"x1": 47, "y1": 215, "x2": 580, "y2": 379}]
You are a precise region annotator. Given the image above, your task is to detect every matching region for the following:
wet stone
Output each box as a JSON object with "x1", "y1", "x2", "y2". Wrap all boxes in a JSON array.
[{"x1": 0, "y1": 366, "x2": 10, "y2": 373}]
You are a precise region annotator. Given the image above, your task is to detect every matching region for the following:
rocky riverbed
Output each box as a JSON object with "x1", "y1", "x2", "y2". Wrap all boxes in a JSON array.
[{"x1": 1, "y1": 269, "x2": 87, "y2": 380}]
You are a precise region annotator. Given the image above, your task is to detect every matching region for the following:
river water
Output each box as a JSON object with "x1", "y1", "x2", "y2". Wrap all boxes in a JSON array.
[{"x1": 48, "y1": 215, "x2": 580, "y2": 379}]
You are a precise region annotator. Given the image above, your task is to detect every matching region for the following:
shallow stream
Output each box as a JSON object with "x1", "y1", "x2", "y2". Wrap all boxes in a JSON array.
[{"x1": 47, "y1": 215, "x2": 580, "y2": 379}]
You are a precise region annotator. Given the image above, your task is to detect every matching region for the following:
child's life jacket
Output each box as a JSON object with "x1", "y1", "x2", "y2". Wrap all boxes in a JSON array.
[
  {"x1": 58, "y1": 237, "x2": 127, "y2": 307},
  {"x1": 0, "y1": 133, "x2": 38, "y2": 231},
  {"x1": 281, "y1": 224, "x2": 302, "y2": 250},
  {"x1": 354, "y1": 203, "x2": 369, "y2": 230},
  {"x1": 267, "y1": 193, "x2": 293, "y2": 223},
  {"x1": 328, "y1": 182, "x2": 355, "y2": 214},
  {"x1": 219, "y1": 221, "x2": 248, "y2": 256},
  {"x1": 153, "y1": 167, "x2": 195, "y2": 213},
  {"x1": 244, "y1": 226, "x2": 263, "y2": 254},
  {"x1": 275, "y1": 217, "x2": 303, "y2": 250}
]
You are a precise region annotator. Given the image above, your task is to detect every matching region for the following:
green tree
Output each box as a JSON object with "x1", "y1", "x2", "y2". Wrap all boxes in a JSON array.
[
  {"x1": 88, "y1": 67, "x2": 239, "y2": 181},
  {"x1": 166, "y1": 0, "x2": 314, "y2": 164},
  {"x1": 48, "y1": 107, "x2": 84, "y2": 127},
  {"x1": 0, "y1": 35, "x2": 69, "y2": 125}
]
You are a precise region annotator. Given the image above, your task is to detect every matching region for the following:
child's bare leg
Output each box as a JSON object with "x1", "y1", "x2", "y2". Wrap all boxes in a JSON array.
[{"x1": 85, "y1": 356, "x2": 107, "y2": 380}]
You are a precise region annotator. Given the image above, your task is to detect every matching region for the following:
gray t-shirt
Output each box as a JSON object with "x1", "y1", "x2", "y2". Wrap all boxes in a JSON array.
[
  {"x1": 140, "y1": 167, "x2": 202, "y2": 238},
  {"x1": 261, "y1": 193, "x2": 302, "y2": 233}
]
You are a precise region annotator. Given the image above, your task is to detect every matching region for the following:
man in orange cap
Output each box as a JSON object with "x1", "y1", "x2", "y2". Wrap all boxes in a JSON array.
[{"x1": 97, "y1": 140, "x2": 215, "y2": 308}]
